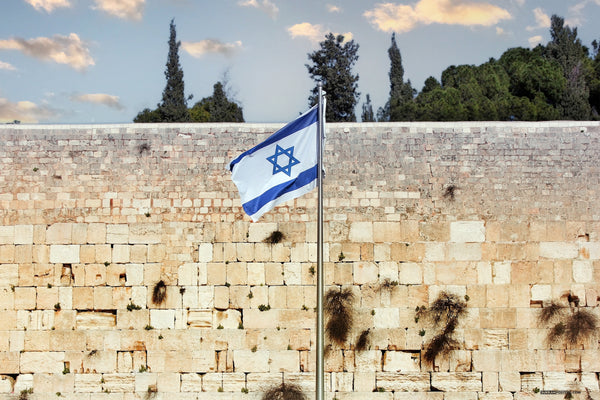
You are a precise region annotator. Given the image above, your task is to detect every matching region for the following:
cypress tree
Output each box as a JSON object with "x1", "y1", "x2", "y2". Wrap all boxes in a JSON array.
[
  {"x1": 361, "y1": 94, "x2": 375, "y2": 122},
  {"x1": 158, "y1": 19, "x2": 190, "y2": 122}
]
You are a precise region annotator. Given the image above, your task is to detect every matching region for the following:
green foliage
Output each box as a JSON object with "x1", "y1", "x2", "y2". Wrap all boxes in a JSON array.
[
  {"x1": 324, "y1": 287, "x2": 354, "y2": 345},
  {"x1": 189, "y1": 82, "x2": 244, "y2": 122},
  {"x1": 307, "y1": 33, "x2": 360, "y2": 121},
  {"x1": 361, "y1": 94, "x2": 375, "y2": 122},
  {"x1": 380, "y1": 33, "x2": 416, "y2": 121},
  {"x1": 159, "y1": 19, "x2": 190, "y2": 122}
]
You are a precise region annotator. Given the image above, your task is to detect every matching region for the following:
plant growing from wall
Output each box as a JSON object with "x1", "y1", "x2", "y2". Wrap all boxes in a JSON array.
[
  {"x1": 264, "y1": 230, "x2": 284, "y2": 244},
  {"x1": 355, "y1": 329, "x2": 371, "y2": 352},
  {"x1": 261, "y1": 383, "x2": 306, "y2": 400},
  {"x1": 324, "y1": 287, "x2": 354, "y2": 345},
  {"x1": 152, "y1": 280, "x2": 167, "y2": 305},
  {"x1": 417, "y1": 291, "x2": 467, "y2": 365},
  {"x1": 538, "y1": 294, "x2": 598, "y2": 348}
]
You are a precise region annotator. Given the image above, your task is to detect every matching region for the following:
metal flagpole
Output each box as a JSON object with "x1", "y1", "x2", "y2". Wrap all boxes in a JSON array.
[{"x1": 316, "y1": 83, "x2": 325, "y2": 400}]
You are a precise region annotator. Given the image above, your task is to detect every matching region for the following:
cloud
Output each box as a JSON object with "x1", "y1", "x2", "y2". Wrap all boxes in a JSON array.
[
  {"x1": 71, "y1": 93, "x2": 124, "y2": 110},
  {"x1": 238, "y1": 0, "x2": 278, "y2": 19},
  {"x1": 182, "y1": 39, "x2": 243, "y2": 58},
  {"x1": 496, "y1": 27, "x2": 505, "y2": 35},
  {"x1": 526, "y1": 7, "x2": 550, "y2": 31},
  {"x1": 0, "y1": 97, "x2": 57, "y2": 123},
  {"x1": 24, "y1": 0, "x2": 71, "y2": 12},
  {"x1": 327, "y1": 4, "x2": 342, "y2": 13},
  {"x1": 364, "y1": 0, "x2": 511, "y2": 33},
  {"x1": 287, "y1": 22, "x2": 353, "y2": 44},
  {"x1": 0, "y1": 61, "x2": 16, "y2": 71},
  {"x1": 288, "y1": 22, "x2": 326, "y2": 43},
  {"x1": 0, "y1": 33, "x2": 94, "y2": 71},
  {"x1": 92, "y1": 0, "x2": 145, "y2": 20},
  {"x1": 528, "y1": 35, "x2": 543, "y2": 48}
]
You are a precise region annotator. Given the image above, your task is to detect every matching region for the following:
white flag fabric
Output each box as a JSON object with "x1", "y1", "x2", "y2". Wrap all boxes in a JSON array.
[{"x1": 230, "y1": 106, "x2": 318, "y2": 221}]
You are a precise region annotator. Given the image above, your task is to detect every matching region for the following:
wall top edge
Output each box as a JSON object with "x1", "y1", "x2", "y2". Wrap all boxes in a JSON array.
[{"x1": 1, "y1": 121, "x2": 599, "y2": 131}]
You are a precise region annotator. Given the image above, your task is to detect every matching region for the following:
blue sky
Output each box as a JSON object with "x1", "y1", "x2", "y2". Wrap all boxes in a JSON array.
[{"x1": 1, "y1": 0, "x2": 599, "y2": 124}]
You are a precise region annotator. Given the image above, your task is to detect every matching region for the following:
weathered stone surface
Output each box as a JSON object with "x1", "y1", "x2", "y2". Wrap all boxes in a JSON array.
[
  {"x1": 376, "y1": 372, "x2": 430, "y2": 391},
  {"x1": 76, "y1": 311, "x2": 116, "y2": 329},
  {"x1": 431, "y1": 372, "x2": 483, "y2": 392}
]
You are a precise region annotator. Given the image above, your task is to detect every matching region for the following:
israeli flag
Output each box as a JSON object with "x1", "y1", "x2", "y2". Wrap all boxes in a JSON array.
[{"x1": 230, "y1": 106, "x2": 318, "y2": 221}]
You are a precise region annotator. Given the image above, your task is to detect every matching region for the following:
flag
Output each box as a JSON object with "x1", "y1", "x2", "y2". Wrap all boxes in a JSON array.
[{"x1": 230, "y1": 105, "x2": 319, "y2": 221}]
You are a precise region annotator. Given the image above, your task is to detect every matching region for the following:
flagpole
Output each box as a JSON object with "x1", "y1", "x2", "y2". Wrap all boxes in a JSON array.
[{"x1": 316, "y1": 83, "x2": 325, "y2": 400}]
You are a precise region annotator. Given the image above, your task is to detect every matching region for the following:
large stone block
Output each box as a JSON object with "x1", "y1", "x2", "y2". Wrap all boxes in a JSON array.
[
  {"x1": 430, "y1": 372, "x2": 482, "y2": 392},
  {"x1": 20, "y1": 351, "x2": 64, "y2": 373},
  {"x1": 450, "y1": 221, "x2": 485, "y2": 243},
  {"x1": 376, "y1": 372, "x2": 430, "y2": 391},
  {"x1": 49, "y1": 245, "x2": 80, "y2": 263},
  {"x1": 382, "y1": 351, "x2": 420, "y2": 372}
]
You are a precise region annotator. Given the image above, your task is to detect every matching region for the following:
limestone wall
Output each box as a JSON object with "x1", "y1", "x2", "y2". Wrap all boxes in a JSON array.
[{"x1": 1, "y1": 121, "x2": 600, "y2": 399}]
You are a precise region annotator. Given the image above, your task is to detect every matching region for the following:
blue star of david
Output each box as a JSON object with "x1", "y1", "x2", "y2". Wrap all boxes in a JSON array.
[{"x1": 266, "y1": 145, "x2": 300, "y2": 177}]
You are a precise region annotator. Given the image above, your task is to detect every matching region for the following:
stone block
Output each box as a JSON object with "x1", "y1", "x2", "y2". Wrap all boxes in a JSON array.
[
  {"x1": 382, "y1": 351, "x2": 420, "y2": 372},
  {"x1": 374, "y1": 308, "x2": 400, "y2": 329},
  {"x1": 102, "y1": 373, "x2": 135, "y2": 392},
  {"x1": 499, "y1": 371, "x2": 520, "y2": 392},
  {"x1": 349, "y1": 222, "x2": 373, "y2": 242},
  {"x1": 214, "y1": 309, "x2": 241, "y2": 329},
  {"x1": 540, "y1": 242, "x2": 578, "y2": 259},
  {"x1": 573, "y1": 260, "x2": 593, "y2": 282},
  {"x1": 248, "y1": 223, "x2": 278, "y2": 242},
  {"x1": 376, "y1": 372, "x2": 430, "y2": 391},
  {"x1": 112, "y1": 244, "x2": 130, "y2": 263},
  {"x1": 198, "y1": 243, "x2": 213, "y2": 262},
  {"x1": 106, "y1": 224, "x2": 129, "y2": 244},
  {"x1": 14, "y1": 225, "x2": 33, "y2": 245},
  {"x1": 0, "y1": 264, "x2": 18, "y2": 286},
  {"x1": 233, "y1": 350, "x2": 269, "y2": 372},
  {"x1": 450, "y1": 221, "x2": 485, "y2": 243},
  {"x1": 150, "y1": 309, "x2": 175, "y2": 329},
  {"x1": 129, "y1": 223, "x2": 161, "y2": 244},
  {"x1": 0, "y1": 351, "x2": 19, "y2": 373},
  {"x1": 76, "y1": 311, "x2": 116, "y2": 329},
  {"x1": 354, "y1": 261, "x2": 378, "y2": 284},
  {"x1": 398, "y1": 262, "x2": 422, "y2": 284},
  {"x1": 49, "y1": 245, "x2": 80, "y2": 263},
  {"x1": 46, "y1": 223, "x2": 72, "y2": 244},
  {"x1": 430, "y1": 372, "x2": 482, "y2": 392},
  {"x1": 268, "y1": 350, "x2": 299, "y2": 372},
  {"x1": 0, "y1": 226, "x2": 14, "y2": 244},
  {"x1": 20, "y1": 351, "x2": 64, "y2": 373}
]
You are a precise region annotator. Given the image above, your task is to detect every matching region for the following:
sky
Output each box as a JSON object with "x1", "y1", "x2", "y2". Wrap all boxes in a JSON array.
[{"x1": 1, "y1": 0, "x2": 599, "y2": 124}]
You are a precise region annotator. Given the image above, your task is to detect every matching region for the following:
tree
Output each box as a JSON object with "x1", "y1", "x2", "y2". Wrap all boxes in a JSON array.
[
  {"x1": 134, "y1": 19, "x2": 190, "y2": 123},
  {"x1": 189, "y1": 82, "x2": 244, "y2": 122},
  {"x1": 545, "y1": 15, "x2": 592, "y2": 119},
  {"x1": 306, "y1": 33, "x2": 360, "y2": 122},
  {"x1": 383, "y1": 33, "x2": 415, "y2": 121},
  {"x1": 361, "y1": 94, "x2": 375, "y2": 122},
  {"x1": 159, "y1": 19, "x2": 190, "y2": 122}
]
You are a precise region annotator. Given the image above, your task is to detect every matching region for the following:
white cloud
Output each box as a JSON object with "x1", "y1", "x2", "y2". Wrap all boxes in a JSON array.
[
  {"x1": 496, "y1": 27, "x2": 505, "y2": 35},
  {"x1": 526, "y1": 7, "x2": 550, "y2": 31},
  {"x1": 238, "y1": 0, "x2": 278, "y2": 19},
  {"x1": 287, "y1": 23, "x2": 352, "y2": 44},
  {"x1": 528, "y1": 35, "x2": 543, "y2": 48},
  {"x1": 327, "y1": 4, "x2": 342, "y2": 13},
  {"x1": 71, "y1": 93, "x2": 124, "y2": 110},
  {"x1": 0, "y1": 33, "x2": 94, "y2": 71},
  {"x1": 0, "y1": 97, "x2": 57, "y2": 123},
  {"x1": 364, "y1": 0, "x2": 512, "y2": 33},
  {"x1": 92, "y1": 0, "x2": 145, "y2": 20},
  {"x1": 0, "y1": 61, "x2": 16, "y2": 71},
  {"x1": 24, "y1": 0, "x2": 71, "y2": 13},
  {"x1": 182, "y1": 39, "x2": 243, "y2": 58},
  {"x1": 288, "y1": 22, "x2": 326, "y2": 43}
]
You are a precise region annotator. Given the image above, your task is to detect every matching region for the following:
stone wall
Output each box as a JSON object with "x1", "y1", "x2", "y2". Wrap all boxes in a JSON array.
[{"x1": 0, "y1": 121, "x2": 599, "y2": 399}]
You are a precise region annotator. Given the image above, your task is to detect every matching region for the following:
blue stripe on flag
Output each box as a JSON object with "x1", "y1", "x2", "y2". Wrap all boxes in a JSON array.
[
  {"x1": 229, "y1": 106, "x2": 317, "y2": 171},
  {"x1": 241, "y1": 164, "x2": 318, "y2": 217}
]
